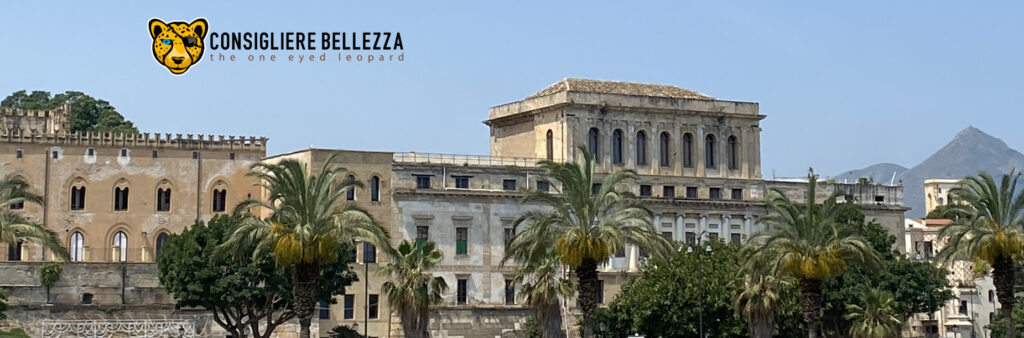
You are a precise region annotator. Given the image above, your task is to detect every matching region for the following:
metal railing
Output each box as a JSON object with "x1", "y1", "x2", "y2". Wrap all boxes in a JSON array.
[{"x1": 393, "y1": 152, "x2": 546, "y2": 167}]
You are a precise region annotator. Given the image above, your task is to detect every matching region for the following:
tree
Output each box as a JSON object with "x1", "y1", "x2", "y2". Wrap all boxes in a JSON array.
[
  {"x1": 844, "y1": 289, "x2": 901, "y2": 338},
  {"x1": 506, "y1": 146, "x2": 673, "y2": 337},
  {"x1": 743, "y1": 169, "x2": 883, "y2": 338},
  {"x1": 380, "y1": 240, "x2": 448, "y2": 338},
  {"x1": 326, "y1": 326, "x2": 361, "y2": 338},
  {"x1": 988, "y1": 298, "x2": 1024, "y2": 338},
  {"x1": 733, "y1": 273, "x2": 787, "y2": 338},
  {"x1": 160, "y1": 215, "x2": 357, "y2": 337},
  {"x1": 510, "y1": 248, "x2": 574, "y2": 338},
  {"x1": 820, "y1": 209, "x2": 952, "y2": 336},
  {"x1": 593, "y1": 240, "x2": 803, "y2": 338},
  {"x1": 220, "y1": 155, "x2": 389, "y2": 338},
  {"x1": 936, "y1": 171, "x2": 1024, "y2": 338},
  {"x1": 39, "y1": 262, "x2": 61, "y2": 304},
  {"x1": 1, "y1": 90, "x2": 137, "y2": 134},
  {"x1": 0, "y1": 163, "x2": 67, "y2": 260},
  {"x1": 926, "y1": 204, "x2": 971, "y2": 221}
]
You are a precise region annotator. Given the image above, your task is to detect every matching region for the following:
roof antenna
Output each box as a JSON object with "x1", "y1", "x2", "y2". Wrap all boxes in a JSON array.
[{"x1": 889, "y1": 171, "x2": 897, "y2": 186}]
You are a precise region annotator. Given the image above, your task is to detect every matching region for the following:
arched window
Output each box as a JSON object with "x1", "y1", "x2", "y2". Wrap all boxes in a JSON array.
[
  {"x1": 112, "y1": 231, "x2": 128, "y2": 262},
  {"x1": 587, "y1": 128, "x2": 600, "y2": 160},
  {"x1": 70, "y1": 232, "x2": 84, "y2": 262},
  {"x1": 989, "y1": 290, "x2": 995, "y2": 302},
  {"x1": 212, "y1": 189, "x2": 227, "y2": 213},
  {"x1": 346, "y1": 175, "x2": 356, "y2": 201},
  {"x1": 705, "y1": 134, "x2": 716, "y2": 169},
  {"x1": 683, "y1": 133, "x2": 693, "y2": 168},
  {"x1": 70, "y1": 186, "x2": 86, "y2": 210},
  {"x1": 659, "y1": 132, "x2": 671, "y2": 167},
  {"x1": 636, "y1": 131, "x2": 647, "y2": 165},
  {"x1": 612, "y1": 129, "x2": 623, "y2": 164},
  {"x1": 156, "y1": 232, "x2": 169, "y2": 258},
  {"x1": 7, "y1": 241, "x2": 21, "y2": 261},
  {"x1": 545, "y1": 130, "x2": 554, "y2": 160},
  {"x1": 727, "y1": 135, "x2": 738, "y2": 170},
  {"x1": 370, "y1": 176, "x2": 380, "y2": 202}
]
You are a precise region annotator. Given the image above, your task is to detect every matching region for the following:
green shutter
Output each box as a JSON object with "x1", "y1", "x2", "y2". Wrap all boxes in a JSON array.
[{"x1": 456, "y1": 240, "x2": 467, "y2": 255}]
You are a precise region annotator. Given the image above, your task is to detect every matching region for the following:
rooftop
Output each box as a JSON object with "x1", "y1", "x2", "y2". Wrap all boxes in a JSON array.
[{"x1": 527, "y1": 78, "x2": 713, "y2": 100}]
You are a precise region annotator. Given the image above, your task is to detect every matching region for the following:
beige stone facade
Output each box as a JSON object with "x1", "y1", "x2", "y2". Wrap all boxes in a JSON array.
[
  {"x1": 924, "y1": 178, "x2": 961, "y2": 215},
  {"x1": 0, "y1": 78, "x2": 910, "y2": 338}
]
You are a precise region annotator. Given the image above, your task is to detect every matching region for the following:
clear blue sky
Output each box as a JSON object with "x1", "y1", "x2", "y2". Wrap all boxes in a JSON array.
[{"x1": 2, "y1": 1, "x2": 1021, "y2": 177}]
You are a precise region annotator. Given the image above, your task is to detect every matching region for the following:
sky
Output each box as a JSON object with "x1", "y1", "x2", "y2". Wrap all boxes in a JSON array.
[{"x1": 2, "y1": 1, "x2": 1022, "y2": 178}]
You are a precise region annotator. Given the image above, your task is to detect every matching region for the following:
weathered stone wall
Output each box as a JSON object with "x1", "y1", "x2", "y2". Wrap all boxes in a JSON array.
[{"x1": 0, "y1": 262, "x2": 310, "y2": 337}]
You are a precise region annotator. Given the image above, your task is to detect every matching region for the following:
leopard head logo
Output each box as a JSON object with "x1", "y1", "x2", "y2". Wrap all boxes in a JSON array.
[{"x1": 148, "y1": 18, "x2": 208, "y2": 75}]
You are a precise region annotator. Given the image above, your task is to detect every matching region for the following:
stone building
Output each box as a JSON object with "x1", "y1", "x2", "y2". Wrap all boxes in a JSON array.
[
  {"x1": 0, "y1": 78, "x2": 909, "y2": 338},
  {"x1": 924, "y1": 178, "x2": 962, "y2": 215}
]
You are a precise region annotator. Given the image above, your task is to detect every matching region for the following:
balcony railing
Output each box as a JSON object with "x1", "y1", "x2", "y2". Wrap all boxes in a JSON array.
[{"x1": 393, "y1": 152, "x2": 545, "y2": 168}]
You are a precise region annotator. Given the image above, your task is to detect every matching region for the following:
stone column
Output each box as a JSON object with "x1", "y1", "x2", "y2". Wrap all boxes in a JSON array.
[
  {"x1": 653, "y1": 214, "x2": 661, "y2": 237},
  {"x1": 676, "y1": 214, "x2": 685, "y2": 242},
  {"x1": 744, "y1": 214, "x2": 754, "y2": 240},
  {"x1": 696, "y1": 125, "x2": 705, "y2": 177},
  {"x1": 627, "y1": 244, "x2": 639, "y2": 272},
  {"x1": 722, "y1": 215, "x2": 731, "y2": 243},
  {"x1": 699, "y1": 214, "x2": 708, "y2": 241}
]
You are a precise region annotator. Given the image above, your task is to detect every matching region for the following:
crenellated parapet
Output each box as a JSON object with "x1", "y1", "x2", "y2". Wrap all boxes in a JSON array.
[
  {"x1": 0, "y1": 130, "x2": 268, "y2": 151},
  {"x1": 0, "y1": 105, "x2": 69, "y2": 118}
]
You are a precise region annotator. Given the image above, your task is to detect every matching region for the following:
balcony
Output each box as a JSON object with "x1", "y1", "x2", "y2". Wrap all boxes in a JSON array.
[{"x1": 393, "y1": 152, "x2": 545, "y2": 168}]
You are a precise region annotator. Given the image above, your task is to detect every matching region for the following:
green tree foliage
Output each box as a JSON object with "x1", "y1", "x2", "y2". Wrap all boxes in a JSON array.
[
  {"x1": 39, "y1": 262, "x2": 62, "y2": 304},
  {"x1": 505, "y1": 146, "x2": 672, "y2": 338},
  {"x1": 327, "y1": 326, "x2": 361, "y2": 338},
  {"x1": 1, "y1": 90, "x2": 137, "y2": 134},
  {"x1": 593, "y1": 241, "x2": 803, "y2": 338},
  {"x1": 380, "y1": 240, "x2": 448, "y2": 338},
  {"x1": 159, "y1": 215, "x2": 357, "y2": 338},
  {"x1": 0, "y1": 163, "x2": 67, "y2": 260},
  {"x1": 220, "y1": 155, "x2": 389, "y2": 338},
  {"x1": 0, "y1": 289, "x2": 29, "y2": 338},
  {"x1": 821, "y1": 201, "x2": 953, "y2": 337},
  {"x1": 743, "y1": 170, "x2": 883, "y2": 338},
  {"x1": 936, "y1": 171, "x2": 1024, "y2": 338},
  {"x1": 926, "y1": 204, "x2": 971, "y2": 221},
  {"x1": 844, "y1": 289, "x2": 902, "y2": 338},
  {"x1": 510, "y1": 248, "x2": 574, "y2": 338},
  {"x1": 988, "y1": 298, "x2": 1024, "y2": 338}
]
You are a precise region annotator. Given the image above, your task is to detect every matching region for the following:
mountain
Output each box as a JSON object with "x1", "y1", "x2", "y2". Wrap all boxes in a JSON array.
[
  {"x1": 834, "y1": 126, "x2": 1024, "y2": 217},
  {"x1": 834, "y1": 163, "x2": 908, "y2": 185}
]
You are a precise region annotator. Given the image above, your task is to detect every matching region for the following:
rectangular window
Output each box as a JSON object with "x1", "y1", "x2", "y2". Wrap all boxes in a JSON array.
[
  {"x1": 192, "y1": 151, "x2": 198, "y2": 160},
  {"x1": 598, "y1": 280, "x2": 605, "y2": 304},
  {"x1": 212, "y1": 189, "x2": 226, "y2": 213},
  {"x1": 7, "y1": 242, "x2": 21, "y2": 262},
  {"x1": 536, "y1": 180, "x2": 549, "y2": 192},
  {"x1": 709, "y1": 188, "x2": 722, "y2": 200},
  {"x1": 502, "y1": 179, "x2": 517, "y2": 191},
  {"x1": 456, "y1": 228, "x2": 468, "y2": 255},
  {"x1": 592, "y1": 183, "x2": 601, "y2": 195},
  {"x1": 114, "y1": 187, "x2": 129, "y2": 211},
  {"x1": 731, "y1": 188, "x2": 743, "y2": 200},
  {"x1": 119, "y1": 149, "x2": 127, "y2": 157},
  {"x1": 959, "y1": 300, "x2": 968, "y2": 315},
  {"x1": 505, "y1": 279, "x2": 515, "y2": 305},
  {"x1": 415, "y1": 175, "x2": 431, "y2": 189},
  {"x1": 615, "y1": 247, "x2": 626, "y2": 258},
  {"x1": 663, "y1": 186, "x2": 675, "y2": 198},
  {"x1": 152, "y1": 150, "x2": 158, "y2": 158},
  {"x1": 52, "y1": 151, "x2": 58, "y2": 159},
  {"x1": 368, "y1": 294, "x2": 379, "y2": 319},
  {"x1": 504, "y1": 228, "x2": 513, "y2": 250},
  {"x1": 229, "y1": 152, "x2": 235, "y2": 160},
  {"x1": 686, "y1": 232, "x2": 696, "y2": 245},
  {"x1": 686, "y1": 186, "x2": 698, "y2": 199},
  {"x1": 318, "y1": 299, "x2": 330, "y2": 319},
  {"x1": 454, "y1": 176, "x2": 469, "y2": 189},
  {"x1": 923, "y1": 241, "x2": 934, "y2": 259},
  {"x1": 731, "y1": 233, "x2": 742, "y2": 244},
  {"x1": 875, "y1": 195, "x2": 885, "y2": 203},
  {"x1": 639, "y1": 185, "x2": 652, "y2": 197},
  {"x1": 87, "y1": 148, "x2": 95, "y2": 156},
  {"x1": 662, "y1": 232, "x2": 673, "y2": 241},
  {"x1": 9, "y1": 200, "x2": 23, "y2": 210},
  {"x1": 71, "y1": 186, "x2": 86, "y2": 210},
  {"x1": 363, "y1": 242, "x2": 377, "y2": 263},
  {"x1": 457, "y1": 279, "x2": 468, "y2": 305},
  {"x1": 416, "y1": 226, "x2": 429, "y2": 246},
  {"x1": 157, "y1": 188, "x2": 171, "y2": 212},
  {"x1": 15, "y1": 150, "x2": 22, "y2": 159},
  {"x1": 343, "y1": 294, "x2": 355, "y2": 319}
]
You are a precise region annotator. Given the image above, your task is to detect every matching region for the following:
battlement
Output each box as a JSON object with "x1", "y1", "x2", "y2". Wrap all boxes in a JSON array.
[
  {"x1": 0, "y1": 105, "x2": 69, "y2": 118},
  {"x1": 0, "y1": 130, "x2": 268, "y2": 151}
]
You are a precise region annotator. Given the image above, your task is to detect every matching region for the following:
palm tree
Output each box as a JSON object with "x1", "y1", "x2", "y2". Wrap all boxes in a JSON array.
[
  {"x1": 380, "y1": 240, "x2": 448, "y2": 338},
  {"x1": 510, "y1": 248, "x2": 574, "y2": 338},
  {"x1": 506, "y1": 146, "x2": 673, "y2": 338},
  {"x1": 0, "y1": 164, "x2": 67, "y2": 260},
  {"x1": 935, "y1": 171, "x2": 1024, "y2": 338},
  {"x1": 743, "y1": 169, "x2": 882, "y2": 338},
  {"x1": 844, "y1": 289, "x2": 901, "y2": 338},
  {"x1": 220, "y1": 155, "x2": 389, "y2": 338},
  {"x1": 732, "y1": 273, "x2": 785, "y2": 338}
]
